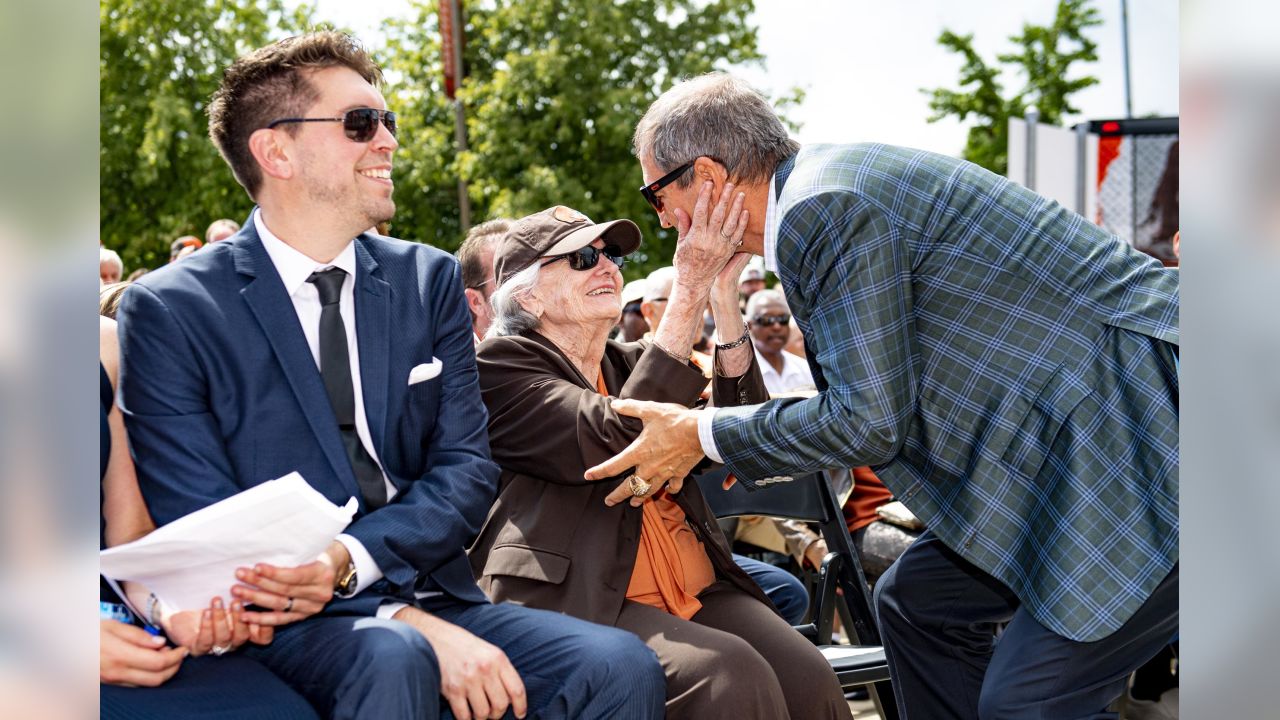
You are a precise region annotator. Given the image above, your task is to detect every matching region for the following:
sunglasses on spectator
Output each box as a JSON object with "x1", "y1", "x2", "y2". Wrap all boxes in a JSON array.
[
  {"x1": 751, "y1": 313, "x2": 791, "y2": 327},
  {"x1": 267, "y1": 108, "x2": 397, "y2": 143},
  {"x1": 639, "y1": 156, "x2": 724, "y2": 213},
  {"x1": 541, "y1": 244, "x2": 626, "y2": 272}
]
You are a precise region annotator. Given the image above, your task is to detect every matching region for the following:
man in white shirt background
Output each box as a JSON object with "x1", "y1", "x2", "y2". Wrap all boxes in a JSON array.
[{"x1": 747, "y1": 289, "x2": 813, "y2": 394}]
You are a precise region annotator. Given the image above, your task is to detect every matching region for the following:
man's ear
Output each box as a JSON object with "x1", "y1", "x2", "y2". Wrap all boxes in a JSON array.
[
  {"x1": 692, "y1": 156, "x2": 730, "y2": 202},
  {"x1": 463, "y1": 287, "x2": 486, "y2": 316},
  {"x1": 640, "y1": 300, "x2": 656, "y2": 326},
  {"x1": 248, "y1": 128, "x2": 294, "y2": 182}
]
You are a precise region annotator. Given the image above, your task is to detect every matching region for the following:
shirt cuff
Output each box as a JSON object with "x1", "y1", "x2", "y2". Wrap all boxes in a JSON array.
[
  {"x1": 697, "y1": 408, "x2": 725, "y2": 464},
  {"x1": 335, "y1": 533, "x2": 384, "y2": 597},
  {"x1": 376, "y1": 601, "x2": 409, "y2": 620}
]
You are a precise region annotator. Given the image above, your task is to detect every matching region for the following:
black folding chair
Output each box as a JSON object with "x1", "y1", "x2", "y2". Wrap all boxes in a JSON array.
[{"x1": 696, "y1": 467, "x2": 900, "y2": 720}]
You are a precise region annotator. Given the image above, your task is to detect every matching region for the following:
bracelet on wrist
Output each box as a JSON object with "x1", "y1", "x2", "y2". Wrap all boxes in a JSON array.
[{"x1": 715, "y1": 329, "x2": 751, "y2": 350}]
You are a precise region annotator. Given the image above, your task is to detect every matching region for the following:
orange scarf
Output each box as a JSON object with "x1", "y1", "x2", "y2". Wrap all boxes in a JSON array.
[{"x1": 595, "y1": 369, "x2": 714, "y2": 620}]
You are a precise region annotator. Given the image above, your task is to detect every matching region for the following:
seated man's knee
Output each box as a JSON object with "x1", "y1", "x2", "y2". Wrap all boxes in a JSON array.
[
  {"x1": 348, "y1": 618, "x2": 437, "y2": 684},
  {"x1": 585, "y1": 626, "x2": 664, "y2": 692}
]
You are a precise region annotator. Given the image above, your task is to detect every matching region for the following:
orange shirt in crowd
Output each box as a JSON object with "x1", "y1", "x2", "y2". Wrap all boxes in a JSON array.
[{"x1": 842, "y1": 466, "x2": 896, "y2": 533}]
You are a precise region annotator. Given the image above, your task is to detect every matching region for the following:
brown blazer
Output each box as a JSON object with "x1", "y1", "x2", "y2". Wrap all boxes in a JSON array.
[{"x1": 468, "y1": 330, "x2": 774, "y2": 626}]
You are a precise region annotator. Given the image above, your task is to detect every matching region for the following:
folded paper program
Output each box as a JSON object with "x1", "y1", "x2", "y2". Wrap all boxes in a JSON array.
[{"x1": 100, "y1": 472, "x2": 356, "y2": 610}]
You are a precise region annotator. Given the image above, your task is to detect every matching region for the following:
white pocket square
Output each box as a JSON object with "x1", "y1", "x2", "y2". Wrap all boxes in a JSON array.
[{"x1": 408, "y1": 358, "x2": 443, "y2": 385}]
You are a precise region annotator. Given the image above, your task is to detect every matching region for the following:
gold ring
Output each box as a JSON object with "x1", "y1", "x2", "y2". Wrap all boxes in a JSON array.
[{"x1": 627, "y1": 475, "x2": 652, "y2": 497}]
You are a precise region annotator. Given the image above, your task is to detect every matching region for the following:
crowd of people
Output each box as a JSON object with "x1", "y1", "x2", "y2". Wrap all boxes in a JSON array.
[{"x1": 99, "y1": 30, "x2": 1180, "y2": 720}]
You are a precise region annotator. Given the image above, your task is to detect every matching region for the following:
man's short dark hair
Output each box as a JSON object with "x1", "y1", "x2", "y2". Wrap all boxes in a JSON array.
[
  {"x1": 207, "y1": 31, "x2": 384, "y2": 200},
  {"x1": 457, "y1": 219, "x2": 511, "y2": 291}
]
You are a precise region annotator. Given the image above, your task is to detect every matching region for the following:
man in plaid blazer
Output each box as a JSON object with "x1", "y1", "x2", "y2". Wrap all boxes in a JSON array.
[{"x1": 589, "y1": 73, "x2": 1178, "y2": 718}]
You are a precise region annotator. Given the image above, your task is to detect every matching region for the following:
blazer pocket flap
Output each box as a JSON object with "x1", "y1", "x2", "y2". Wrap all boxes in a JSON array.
[{"x1": 486, "y1": 544, "x2": 571, "y2": 584}]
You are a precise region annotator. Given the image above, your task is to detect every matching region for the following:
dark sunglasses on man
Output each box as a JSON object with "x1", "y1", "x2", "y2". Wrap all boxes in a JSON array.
[
  {"x1": 751, "y1": 313, "x2": 791, "y2": 327},
  {"x1": 638, "y1": 156, "x2": 724, "y2": 213},
  {"x1": 541, "y1": 244, "x2": 626, "y2": 272},
  {"x1": 267, "y1": 108, "x2": 397, "y2": 143}
]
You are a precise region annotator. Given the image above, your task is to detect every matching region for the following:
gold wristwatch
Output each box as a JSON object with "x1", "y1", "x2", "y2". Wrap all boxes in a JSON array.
[{"x1": 335, "y1": 559, "x2": 358, "y2": 597}]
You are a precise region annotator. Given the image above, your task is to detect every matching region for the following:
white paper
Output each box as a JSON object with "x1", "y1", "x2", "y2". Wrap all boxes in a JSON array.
[{"x1": 100, "y1": 472, "x2": 356, "y2": 611}]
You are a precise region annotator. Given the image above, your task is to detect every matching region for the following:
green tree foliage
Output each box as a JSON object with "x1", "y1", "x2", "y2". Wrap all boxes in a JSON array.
[
  {"x1": 382, "y1": 0, "x2": 766, "y2": 278},
  {"x1": 100, "y1": 0, "x2": 314, "y2": 270},
  {"x1": 922, "y1": 0, "x2": 1101, "y2": 174}
]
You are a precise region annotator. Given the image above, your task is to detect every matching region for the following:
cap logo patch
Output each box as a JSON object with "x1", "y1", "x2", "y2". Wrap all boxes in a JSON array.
[{"x1": 552, "y1": 206, "x2": 590, "y2": 224}]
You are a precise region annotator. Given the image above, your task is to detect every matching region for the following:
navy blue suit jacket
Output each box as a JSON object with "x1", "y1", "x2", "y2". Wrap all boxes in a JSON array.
[{"x1": 117, "y1": 214, "x2": 496, "y2": 611}]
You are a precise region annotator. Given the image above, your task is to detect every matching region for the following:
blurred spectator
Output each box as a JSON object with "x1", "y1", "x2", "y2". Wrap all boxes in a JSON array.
[
  {"x1": 126, "y1": 268, "x2": 149, "y2": 283},
  {"x1": 204, "y1": 219, "x2": 240, "y2": 244},
  {"x1": 746, "y1": 290, "x2": 812, "y2": 391},
  {"x1": 457, "y1": 218, "x2": 510, "y2": 341},
  {"x1": 738, "y1": 263, "x2": 766, "y2": 307},
  {"x1": 99, "y1": 282, "x2": 130, "y2": 319},
  {"x1": 618, "y1": 278, "x2": 650, "y2": 341},
  {"x1": 101, "y1": 247, "x2": 124, "y2": 285},
  {"x1": 168, "y1": 236, "x2": 202, "y2": 263}
]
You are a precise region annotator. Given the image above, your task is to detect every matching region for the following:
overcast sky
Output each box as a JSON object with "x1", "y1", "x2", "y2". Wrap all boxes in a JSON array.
[{"x1": 301, "y1": 0, "x2": 1178, "y2": 157}]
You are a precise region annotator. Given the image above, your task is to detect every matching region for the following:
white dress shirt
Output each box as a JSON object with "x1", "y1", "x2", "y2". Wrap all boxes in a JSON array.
[
  {"x1": 696, "y1": 177, "x2": 781, "y2": 463},
  {"x1": 755, "y1": 348, "x2": 815, "y2": 396},
  {"x1": 254, "y1": 211, "x2": 399, "y2": 613}
]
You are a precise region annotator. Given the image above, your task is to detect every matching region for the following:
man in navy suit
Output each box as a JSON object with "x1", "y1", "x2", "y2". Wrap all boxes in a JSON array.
[{"x1": 117, "y1": 31, "x2": 663, "y2": 720}]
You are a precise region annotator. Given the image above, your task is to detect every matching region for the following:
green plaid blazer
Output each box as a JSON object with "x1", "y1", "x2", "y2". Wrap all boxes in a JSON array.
[{"x1": 712, "y1": 144, "x2": 1179, "y2": 642}]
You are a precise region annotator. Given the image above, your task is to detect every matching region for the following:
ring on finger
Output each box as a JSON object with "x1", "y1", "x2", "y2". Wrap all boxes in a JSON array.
[
  {"x1": 627, "y1": 474, "x2": 652, "y2": 497},
  {"x1": 210, "y1": 644, "x2": 230, "y2": 656},
  {"x1": 283, "y1": 597, "x2": 294, "y2": 613}
]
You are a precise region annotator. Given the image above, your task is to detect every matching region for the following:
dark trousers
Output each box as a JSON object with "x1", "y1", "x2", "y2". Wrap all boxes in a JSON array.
[
  {"x1": 244, "y1": 600, "x2": 665, "y2": 720},
  {"x1": 874, "y1": 532, "x2": 1179, "y2": 720},
  {"x1": 101, "y1": 655, "x2": 319, "y2": 720},
  {"x1": 615, "y1": 581, "x2": 851, "y2": 720},
  {"x1": 734, "y1": 552, "x2": 809, "y2": 624}
]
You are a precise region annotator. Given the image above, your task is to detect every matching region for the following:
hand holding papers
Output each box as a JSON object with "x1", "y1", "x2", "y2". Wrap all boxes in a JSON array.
[{"x1": 100, "y1": 472, "x2": 356, "y2": 611}]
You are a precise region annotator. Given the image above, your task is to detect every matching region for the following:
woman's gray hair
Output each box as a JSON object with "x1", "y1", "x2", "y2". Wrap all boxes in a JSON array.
[
  {"x1": 633, "y1": 72, "x2": 800, "y2": 189},
  {"x1": 485, "y1": 262, "x2": 542, "y2": 339}
]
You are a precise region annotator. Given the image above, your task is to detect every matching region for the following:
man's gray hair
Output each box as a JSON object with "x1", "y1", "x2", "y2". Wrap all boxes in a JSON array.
[
  {"x1": 100, "y1": 247, "x2": 123, "y2": 272},
  {"x1": 486, "y1": 262, "x2": 542, "y2": 339},
  {"x1": 746, "y1": 288, "x2": 789, "y2": 318},
  {"x1": 633, "y1": 72, "x2": 800, "y2": 188}
]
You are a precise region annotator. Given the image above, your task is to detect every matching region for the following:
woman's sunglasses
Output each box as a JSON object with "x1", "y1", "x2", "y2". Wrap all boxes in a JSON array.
[
  {"x1": 267, "y1": 108, "x2": 398, "y2": 143},
  {"x1": 541, "y1": 244, "x2": 626, "y2": 272}
]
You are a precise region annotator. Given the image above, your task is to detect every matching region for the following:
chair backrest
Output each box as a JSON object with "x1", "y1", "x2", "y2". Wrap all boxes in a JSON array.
[
  {"x1": 694, "y1": 467, "x2": 883, "y2": 648},
  {"x1": 696, "y1": 466, "x2": 902, "y2": 720},
  {"x1": 695, "y1": 467, "x2": 827, "y2": 523}
]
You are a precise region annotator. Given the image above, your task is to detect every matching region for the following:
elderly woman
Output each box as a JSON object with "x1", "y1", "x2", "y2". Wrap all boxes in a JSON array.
[{"x1": 469, "y1": 190, "x2": 850, "y2": 719}]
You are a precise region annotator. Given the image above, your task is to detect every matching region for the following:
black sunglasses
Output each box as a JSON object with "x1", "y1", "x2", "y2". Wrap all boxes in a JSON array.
[
  {"x1": 541, "y1": 244, "x2": 626, "y2": 272},
  {"x1": 751, "y1": 313, "x2": 791, "y2": 327},
  {"x1": 267, "y1": 108, "x2": 398, "y2": 143},
  {"x1": 638, "y1": 156, "x2": 724, "y2": 213}
]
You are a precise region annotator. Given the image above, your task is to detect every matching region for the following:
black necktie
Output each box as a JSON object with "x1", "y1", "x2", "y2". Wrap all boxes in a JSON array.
[{"x1": 307, "y1": 267, "x2": 387, "y2": 510}]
